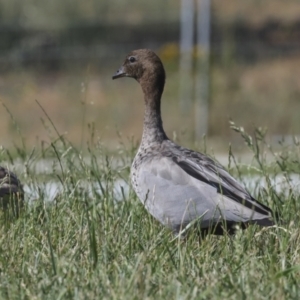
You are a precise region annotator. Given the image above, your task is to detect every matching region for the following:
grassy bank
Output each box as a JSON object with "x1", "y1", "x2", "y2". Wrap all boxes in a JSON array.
[{"x1": 0, "y1": 123, "x2": 299, "y2": 299}]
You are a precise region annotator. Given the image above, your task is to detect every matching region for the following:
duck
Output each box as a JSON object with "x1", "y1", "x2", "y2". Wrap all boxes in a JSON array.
[
  {"x1": 0, "y1": 166, "x2": 24, "y2": 214},
  {"x1": 112, "y1": 49, "x2": 274, "y2": 235}
]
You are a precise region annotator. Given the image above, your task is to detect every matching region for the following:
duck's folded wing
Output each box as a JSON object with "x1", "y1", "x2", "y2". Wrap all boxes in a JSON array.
[
  {"x1": 171, "y1": 155, "x2": 273, "y2": 219},
  {"x1": 137, "y1": 156, "x2": 273, "y2": 230}
]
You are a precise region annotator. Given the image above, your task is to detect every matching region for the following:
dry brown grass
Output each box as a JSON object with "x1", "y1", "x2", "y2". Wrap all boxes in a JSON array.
[{"x1": 210, "y1": 54, "x2": 300, "y2": 137}]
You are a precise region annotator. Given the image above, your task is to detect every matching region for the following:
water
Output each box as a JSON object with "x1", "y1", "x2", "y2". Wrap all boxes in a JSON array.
[
  {"x1": 23, "y1": 178, "x2": 130, "y2": 202},
  {"x1": 3, "y1": 158, "x2": 299, "y2": 202},
  {"x1": 22, "y1": 173, "x2": 300, "y2": 203},
  {"x1": 243, "y1": 173, "x2": 300, "y2": 196}
]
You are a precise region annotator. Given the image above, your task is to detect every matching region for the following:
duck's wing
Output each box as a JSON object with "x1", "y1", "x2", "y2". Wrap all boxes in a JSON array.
[
  {"x1": 164, "y1": 143, "x2": 273, "y2": 219},
  {"x1": 136, "y1": 153, "x2": 273, "y2": 233}
]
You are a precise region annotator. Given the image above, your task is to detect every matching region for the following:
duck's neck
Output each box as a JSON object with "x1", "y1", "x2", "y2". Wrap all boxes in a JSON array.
[{"x1": 140, "y1": 81, "x2": 168, "y2": 145}]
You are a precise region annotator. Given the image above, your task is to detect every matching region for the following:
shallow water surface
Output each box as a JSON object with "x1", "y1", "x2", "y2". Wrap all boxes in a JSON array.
[{"x1": 23, "y1": 173, "x2": 300, "y2": 203}]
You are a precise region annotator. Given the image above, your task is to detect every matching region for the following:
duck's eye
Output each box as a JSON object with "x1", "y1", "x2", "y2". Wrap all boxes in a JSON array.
[{"x1": 128, "y1": 56, "x2": 136, "y2": 63}]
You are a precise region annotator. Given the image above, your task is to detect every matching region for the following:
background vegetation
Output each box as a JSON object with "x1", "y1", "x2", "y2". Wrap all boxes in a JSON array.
[{"x1": 0, "y1": 0, "x2": 299, "y2": 149}]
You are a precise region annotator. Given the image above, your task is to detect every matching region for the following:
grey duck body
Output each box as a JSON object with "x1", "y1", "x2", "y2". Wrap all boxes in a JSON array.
[{"x1": 113, "y1": 49, "x2": 274, "y2": 234}]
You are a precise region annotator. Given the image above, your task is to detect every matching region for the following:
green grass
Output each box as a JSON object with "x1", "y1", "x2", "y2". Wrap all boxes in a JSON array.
[{"x1": 0, "y1": 122, "x2": 300, "y2": 300}]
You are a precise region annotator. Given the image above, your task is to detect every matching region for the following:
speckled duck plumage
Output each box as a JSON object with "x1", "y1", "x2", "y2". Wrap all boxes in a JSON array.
[
  {"x1": 113, "y1": 49, "x2": 274, "y2": 235},
  {"x1": 0, "y1": 166, "x2": 24, "y2": 212}
]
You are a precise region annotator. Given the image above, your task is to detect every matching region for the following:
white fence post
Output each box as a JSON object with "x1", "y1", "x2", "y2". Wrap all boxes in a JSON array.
[
  {"x1": 179, "y1": 0, "x2": 195, "y2": 114},
  {"x1": 195, "y1": 0, "x2": 211, "y2": 139}
]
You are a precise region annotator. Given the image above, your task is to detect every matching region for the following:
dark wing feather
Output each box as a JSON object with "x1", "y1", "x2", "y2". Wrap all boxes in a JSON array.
[{"x1": 162, "y1": 142, "x2": 273, "y2": 218}]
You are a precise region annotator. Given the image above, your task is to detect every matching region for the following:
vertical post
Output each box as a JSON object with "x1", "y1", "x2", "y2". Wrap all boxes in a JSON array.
[
  {"x1": 195, "y1": 0, "x2": 211, "y2": 139},
  {"x1": 179, "y1": 0, "x2": 194, "y2": 114}
]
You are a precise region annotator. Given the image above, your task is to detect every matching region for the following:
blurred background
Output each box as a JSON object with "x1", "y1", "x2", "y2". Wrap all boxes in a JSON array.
[{"x1": 0, "y1": 0, "x2": 299, "y2": 150}]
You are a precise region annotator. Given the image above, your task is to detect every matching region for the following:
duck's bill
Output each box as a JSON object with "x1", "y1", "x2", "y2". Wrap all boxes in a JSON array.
[{"x1": 112, "y1": 67, "x2": 127, "y2": 79}]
